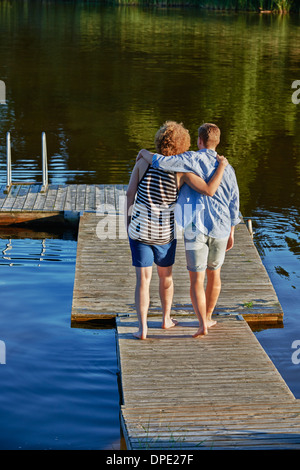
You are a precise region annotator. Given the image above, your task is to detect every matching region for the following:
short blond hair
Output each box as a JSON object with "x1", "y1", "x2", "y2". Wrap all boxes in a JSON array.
[
  {"x1": 198, "y1": 123, "x2": 220, "y2": 148},
  {"x1": 154, "y1": 121, "x2": 191, "y2": 156}
]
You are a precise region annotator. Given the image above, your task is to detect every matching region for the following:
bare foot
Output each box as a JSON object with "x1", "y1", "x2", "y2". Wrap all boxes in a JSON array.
[
  {"x1": 207, "y1": 319, "x2": 217, "y2": 328},
  {"x1": 133, "y1": 328, "x2": 147, "y2": 340},
  {"x1": 192, "y1": 327, "x2": 208, "y2": 338},
  {"x1": 162, "y1": 318, "x2": 178, "y2": 329}
]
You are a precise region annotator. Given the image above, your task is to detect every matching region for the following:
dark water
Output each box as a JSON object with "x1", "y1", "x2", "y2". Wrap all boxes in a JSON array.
[
  {"x1": 0, "y1": 235, "x2": 121, "y2": 450},
  {"x1": 0, "y1": 0, "x2": 299, "y2": 448}
]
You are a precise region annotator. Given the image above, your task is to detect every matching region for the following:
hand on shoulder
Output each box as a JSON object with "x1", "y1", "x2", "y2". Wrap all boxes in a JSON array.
[
  {"x1": 136, "y1": 149, "x2": 153, "y2": 163},
  {"x1": 217, "y1": 154, "x2": 229, "y2": 167},
  {"x1": 136, "y1": 149, "x2": 146, "y2": 162}
]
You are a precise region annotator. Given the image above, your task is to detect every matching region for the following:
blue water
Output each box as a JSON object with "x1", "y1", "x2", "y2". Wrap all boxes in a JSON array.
[
  {"x1": 252, "y1": 210, "x2": 300, "y2": 400},
  {"x1": 0, "y1": 236, "x2": 120, "y2": 450},
  {"x1": 0, "y1": 219, "x2": 299, "y2": 449}
]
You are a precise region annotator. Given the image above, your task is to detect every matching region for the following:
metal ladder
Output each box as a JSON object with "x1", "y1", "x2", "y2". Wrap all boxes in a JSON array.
[{"x1": 5, "y1": 131, "x2": 48, "y2": 193}]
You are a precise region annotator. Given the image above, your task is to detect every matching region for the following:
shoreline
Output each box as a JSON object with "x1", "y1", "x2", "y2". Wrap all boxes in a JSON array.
[{"x1": 102, "y1": 2, "x2": 299, "y2": 14}]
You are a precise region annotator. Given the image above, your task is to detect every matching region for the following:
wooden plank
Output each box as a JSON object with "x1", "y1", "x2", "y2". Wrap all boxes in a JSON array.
[
  {"x1": 105, "y1": 184, "x2": 116, "y2": 211},
  {"x1": 32, "y1": 185, "x2": 49, "y2": 210},
  {"x1": 43, "y1": 184, "x2": 60, "y2": 211},
  {"x1": 84, "y1": 184, "x2": 96, "y2": 211},
  {"x1": 1, "y1": 185, "x2": 21, "y2": 210},
  {"x1": 122, "y1": 402, "x2": 300, "y2": 449},
  {"x1": 119, "y1": 315, "x2": 300, "y2": 450},
  {"x1": 95, "y1": 185, "x2": 105, "y2": 213},
  {"x1": 11, "y1": 185, "x2": 30, "y2": 211},
  {"x1": 22, "y1": 184, "x2": 42, "y2": 210},
  {"x1": 0, "y1": 211, "x2": 65, "y2": 226},
  {"x1": 75, "y1": 184, "x2": 87, "y2": 211},
  {"x1": 63, "y1": 184, "x2": 78, "y2": 211},
  {"x1": 53, "y1": 185, "x2": 68, "y2": 211},
  {"x1": 0, "y1": 185, "x2": 8, "y2": 209},
  {"x1": 115, "y1": 184, "x2": 126, "y2": 214}
]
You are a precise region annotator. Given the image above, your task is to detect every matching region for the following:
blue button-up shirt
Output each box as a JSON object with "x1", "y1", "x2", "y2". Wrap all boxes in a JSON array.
[{"x1": 152, "y1": 149, "x2": 241, "y2": 239}]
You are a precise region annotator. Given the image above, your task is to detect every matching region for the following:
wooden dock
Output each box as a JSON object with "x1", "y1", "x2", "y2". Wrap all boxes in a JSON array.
[
  {"x1": 0, "y1": 183, "x2": 282, "y2": 323},
  {"x1": 70, "y1": 211, "x2": 283, "y2": 325},
  {"x1": 119, "y1": 316, "x2": 300, "y2": 450},
  {"x1": 0, "y1": 183, "x2": 127, "y2": 225},
  {"x1": 1, "y1": 182, "x2": 299, "y2": 450}
]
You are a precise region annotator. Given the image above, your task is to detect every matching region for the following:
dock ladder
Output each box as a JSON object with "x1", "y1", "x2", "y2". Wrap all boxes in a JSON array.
[{"x1": 5, "y1": 131, "x2": 48, "y2": 193}]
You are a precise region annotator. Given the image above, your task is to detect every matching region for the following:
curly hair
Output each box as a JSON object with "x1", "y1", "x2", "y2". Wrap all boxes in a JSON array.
[{"x1": 154, "y1": 121, "x2": 191, "y2": 156}]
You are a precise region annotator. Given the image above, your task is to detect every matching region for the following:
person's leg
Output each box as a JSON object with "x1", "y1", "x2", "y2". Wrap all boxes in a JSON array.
[
  {"x1": 128, "y1": 238, "x2": 154, "y2": 340},
  {"x1": 205, "y1": 267, "x2": 222, "y2": 327},
  {"x1": 205, "y1": 235, "x2": 228, "y2": 327},
  {"x1": 134, "y1": 266, "x2": 152, "y2": 339},
  {"x1": 153, "y1": 239, "x2": 177, "y2": 329},
  {"x1": 189, "y1": 270, "x2": 208, "y2": 337},
  {"x1": 184, "y1": 225, "x2": 209, "y2": 337},
  {"x1": 156, "y1": 265, "x2": 177, "y2": 329}
]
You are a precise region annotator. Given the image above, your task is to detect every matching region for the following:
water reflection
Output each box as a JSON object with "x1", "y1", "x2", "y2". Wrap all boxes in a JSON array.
[
  {"x1": 0, "y1": 3, "x2": 299, "y2": 208},
  {"x1": 1, "y1": 238, "x2": 64, "y2": 267},
  {"x1": 251, "y1": 208, "x2": 300, "y2": 299},
  {"x1": 0, "y1": 234, "x2": 120, "y2": 450},
  {"x1": 251, "y1": 208, "x2": 300, "y2": 397}
]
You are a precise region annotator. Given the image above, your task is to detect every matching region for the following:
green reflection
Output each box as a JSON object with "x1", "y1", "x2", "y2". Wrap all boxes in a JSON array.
[{"x1": 0, "y1": 2, "x2": 299, "y2": 217}]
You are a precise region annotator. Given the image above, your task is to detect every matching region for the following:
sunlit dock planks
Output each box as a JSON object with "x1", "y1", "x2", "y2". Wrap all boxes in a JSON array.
[
  {"x1": 119, "y1": 316, "x2": 300, "y2": 450},
  {"x1": 122, "y1": 402, "x2": 300, "y2": 450},
  {"x1": 1, "y1": 182, "x2": 298, "y2": 450},
  {"x1": 70, "y1": 211, "x2": 283, "y2": 325},
  {"x1": 0, "y1": 183, "x2": 127, "y2": 225}
]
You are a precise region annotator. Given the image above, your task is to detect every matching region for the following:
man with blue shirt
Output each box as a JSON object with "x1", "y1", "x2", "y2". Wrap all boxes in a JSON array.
[{"x1": 137, "y1": 123, "x2": 240, "y2": 338}]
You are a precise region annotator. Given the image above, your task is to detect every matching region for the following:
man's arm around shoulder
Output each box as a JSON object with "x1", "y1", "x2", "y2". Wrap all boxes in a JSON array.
[{"x1": 137, "y1": 149, "x2": 196, "y2": 173}]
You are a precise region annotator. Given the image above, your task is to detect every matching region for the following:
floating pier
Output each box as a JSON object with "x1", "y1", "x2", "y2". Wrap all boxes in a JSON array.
[
  {"x1": 1, "y1": 181, "x2": 299, "y2": 450},
  {"x1": 119, "y1": 316, "x2": 300, "y2": 450},
  {"x1": 71, "y1": 209, "x2": 283, "y2": 325}
]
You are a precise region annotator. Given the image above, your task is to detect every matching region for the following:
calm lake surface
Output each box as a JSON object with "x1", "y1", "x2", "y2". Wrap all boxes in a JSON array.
[
  {"x1": 0, "y1": 1, "x2": 299, "y2": 449},
  {"x1": 0, "y1": 234, "x2": 120, "y2": 449}
]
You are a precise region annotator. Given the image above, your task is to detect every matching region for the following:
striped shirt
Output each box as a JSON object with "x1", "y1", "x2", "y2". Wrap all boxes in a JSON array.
[{"x1": 128, "y1": 166, "x2": 178, "y2": 245}]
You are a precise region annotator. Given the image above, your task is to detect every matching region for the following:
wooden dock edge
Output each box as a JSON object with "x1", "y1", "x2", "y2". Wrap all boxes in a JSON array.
[
  {"x1": 70, "y1": 310, "x2": 283, "y2": 326},
  {"x1": 242, "y1": 312, "x2": 283, "y2": 325},
  {"x1": 0, "y1": 210, "x2": 80, "y2": 228},
  {"x1": 71, "y1": 309, "x2": 119, "y2": 323}
]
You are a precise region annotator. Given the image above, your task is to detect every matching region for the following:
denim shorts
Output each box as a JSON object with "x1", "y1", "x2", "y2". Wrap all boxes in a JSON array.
[
  {"x1": 184, "y1": 224, "x2": 228, "y2": 272},
  {"x1": 129, "y1": 237, "x2": 177, "y2": 268}
]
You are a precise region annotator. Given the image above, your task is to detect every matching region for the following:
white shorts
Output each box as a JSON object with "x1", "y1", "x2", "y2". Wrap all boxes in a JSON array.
[{"x1": 184, "y1": 224, "x2": 229, "y2": 272}]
